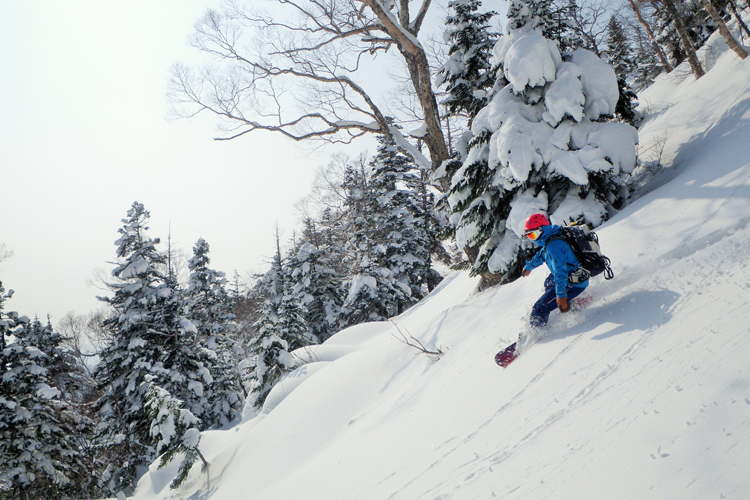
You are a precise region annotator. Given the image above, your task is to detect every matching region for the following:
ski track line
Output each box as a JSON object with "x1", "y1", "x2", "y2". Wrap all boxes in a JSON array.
[
  {"x1": 413, "y1": 278, "x2": 674, "y2": 500},
  {"x1": 449, "y1": 234, "x2": 750, "y2": 499},
  {"x1": 483, "y1": 328, "x2": 654, "y2": 480},
  {"x1": 389, "y1": 226, "x2": 746, "y2": 500},
  {"x1": 394, "y1": 304, "x2": 621, "y2": 500}
]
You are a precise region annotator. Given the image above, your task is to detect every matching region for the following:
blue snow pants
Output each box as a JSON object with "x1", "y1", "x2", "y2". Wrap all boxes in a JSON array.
[{"x1": 530, "y1": 274, "x2": 588, "y2": 328}]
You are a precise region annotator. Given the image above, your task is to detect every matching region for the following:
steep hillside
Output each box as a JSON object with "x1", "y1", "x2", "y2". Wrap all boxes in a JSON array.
[{"x1": 132, "y1": 30, "x2": 750, "y2": 500}]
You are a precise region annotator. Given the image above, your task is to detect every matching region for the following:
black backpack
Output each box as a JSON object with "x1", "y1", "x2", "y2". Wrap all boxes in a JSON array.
[{"x1": 549, "y1": 223, "x2": 614, "y2": 281}]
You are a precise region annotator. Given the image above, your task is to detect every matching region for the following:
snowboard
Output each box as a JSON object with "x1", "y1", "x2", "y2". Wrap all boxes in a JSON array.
[
  {"x1": 495, "y1": 342, "x2": 518, "y2": 368},
  {"x1": 495, "y1": 293, "x2": 593, "y2": 368}
]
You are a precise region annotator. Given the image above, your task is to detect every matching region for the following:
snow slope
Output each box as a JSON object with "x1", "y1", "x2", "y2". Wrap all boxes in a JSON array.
[{"x1": 132, "y1": 34, "x2": 750, "y2": 500}]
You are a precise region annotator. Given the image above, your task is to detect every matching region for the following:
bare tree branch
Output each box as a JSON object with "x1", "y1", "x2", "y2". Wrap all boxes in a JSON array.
[
  {"x1": 390, "y1": 320, "x2": 443, "y2": 358},
  {"x1": 0, "y1": 242, "x2": 13, "y2": 265},
  {"x1": 170, "y1": 0, "x2": 450, "y2": 177}
]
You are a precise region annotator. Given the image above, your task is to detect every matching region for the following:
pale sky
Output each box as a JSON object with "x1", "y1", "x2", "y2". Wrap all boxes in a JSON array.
[{"x1": 0, "y1": 1, "x2": 380, "y2": 322}]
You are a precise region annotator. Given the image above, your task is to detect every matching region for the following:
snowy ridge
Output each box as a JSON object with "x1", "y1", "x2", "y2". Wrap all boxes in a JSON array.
[{"x1": 132, "y1": 35, "x2": 750, "y2": 500}]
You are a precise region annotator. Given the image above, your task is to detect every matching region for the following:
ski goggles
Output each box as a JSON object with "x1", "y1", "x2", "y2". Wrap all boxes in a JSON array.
[{"x1": 525, "y1": 228, "x2": 543, "y2": 240}]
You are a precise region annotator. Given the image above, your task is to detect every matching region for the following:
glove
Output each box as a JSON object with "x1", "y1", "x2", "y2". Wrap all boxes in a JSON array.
[
  {"x1": 557, "y1": 296, "x2": 570, "y2": 313},
  {"x1": 522, "y1": 269, "x2": 531, "y2": 277}
]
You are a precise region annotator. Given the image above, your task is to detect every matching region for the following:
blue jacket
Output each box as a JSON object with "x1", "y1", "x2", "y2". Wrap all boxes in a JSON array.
[{"x1": 524, "y1": 225, "x2": 589, "y2": 298}]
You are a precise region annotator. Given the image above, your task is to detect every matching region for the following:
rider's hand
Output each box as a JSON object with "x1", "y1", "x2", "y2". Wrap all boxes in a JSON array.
[
  {"x1": 557, "y1": 297, "x2": 570, "y2": 312},
  {"x1": 522, "y1": 269, "x2": 531, "y2": 277}
]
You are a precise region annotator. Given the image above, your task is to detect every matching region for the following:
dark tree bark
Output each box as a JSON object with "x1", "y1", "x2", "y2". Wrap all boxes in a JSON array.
[
  {"x1": 727, "y1": 0, "x2": 750, "y2": 40},
  {"x1": 359, "y1": 0, "x2": 449, "y2": 179},
  {"x1": 703, "y1": 0, "x2": 747, "y2": 59},
  {"x1": 627, "y1": 0, "x2": 674, "y2": 72},
  {"x1": 704, "y1": 0, "x2": 749, "y2": 59},
  {"x1": 661, "y1": 0, "x2": 705, "y2": 78}
]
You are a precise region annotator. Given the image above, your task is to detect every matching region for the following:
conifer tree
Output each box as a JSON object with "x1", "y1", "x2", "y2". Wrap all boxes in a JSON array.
[
  {"x1": 275, "y1": 280, "x2": 310, "y2": 352},
  {"x1": 368, "y1": 129, "x2": 439, "y2": 303},
  {"x1": 93, "y1": 202, "x2": 209, "y2": 493},
  {"x1": 246, "y1": 297, "x2": 297, "y2": 410},
  {"x1": 606, "y1": 15, "x2": 639, "y2": 125},
  {"x1": 341, "y1": 255, "x2": 409, "y2": 325},
  {"x1": 446, "y1": 0, "x2": 638, "y2": 285},
  {"x1": 0, "y1": 282, "x2": 15, "y2": 353},
  {"x1": 339, "y1": 162, "x2": 411, "y2": 322},
  {"x1": 0, "y1": 315, "x2": 89, "y2": 499},
  {"x1": 184, "y1": 238, "x2": 244, "y2": 429},
  {"x1": 245, "y1": 236, "x2": 311, "y2": 410},
  {"x1": 507, "y1": 0, "x2": 568, "y2": 44},
  {"x1": 312, "y1": 209, "x2": 351, "y2": 278},
  {"x1": 141, "y1": 379, "x2": 206, "y2": 489},
  {"x1": 413, "y1": 168, "x2": 450, "y2": 288},
  {"x1": 285, "y1": 239, "x2": 346, "y2": 343},
  {"x1": 436, "y1": 0, "x2": 499, "y2": 126}
]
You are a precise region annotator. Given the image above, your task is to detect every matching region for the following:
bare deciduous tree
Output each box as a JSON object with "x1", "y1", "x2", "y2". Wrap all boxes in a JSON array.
[
  {"x1": 701, "y1": 0, "x2": 748, "y2": 60},
  {"x1": 566, "y1": 0, "x2": 616, "y2": 56},
  {"x1": 294, "y1": 151, "x2": 362, "y2": 221},
  {"x1": 657, "y1": 0, "x2": 705, "y2": 78},
  {"x1": 627, "y1": 0, "x2": 674, "y2": 72},
  {"x1": 0, "y1": 242, "x2": 13, "y2": 265},
  {"x1": 169, "y1": 0, "x2": 449, "y2": 176},
  {"x1": 726, "y1": 0, "x2": 750, "y2": 40},
  {"x1": 57, "y1": 309, "x2": 112, "y2": 373}
]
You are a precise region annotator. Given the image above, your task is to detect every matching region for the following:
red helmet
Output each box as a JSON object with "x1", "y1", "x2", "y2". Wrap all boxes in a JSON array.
[{"x1": 524, "y1": 213, "x2": 550, "y2": 232}]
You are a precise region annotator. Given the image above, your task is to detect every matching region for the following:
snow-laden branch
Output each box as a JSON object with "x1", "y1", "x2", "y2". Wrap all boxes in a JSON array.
[
  {"x1": 357, "y1": 0, "x2": 424, "y2": 53},
  {"x1": 389, "y1": 125, "x2": 431, "y2": 170}
]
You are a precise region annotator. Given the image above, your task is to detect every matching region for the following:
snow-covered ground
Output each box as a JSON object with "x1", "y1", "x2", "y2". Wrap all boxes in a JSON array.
[{"x1": 131, "y1": 31, "x2": 750, "y2": 500}]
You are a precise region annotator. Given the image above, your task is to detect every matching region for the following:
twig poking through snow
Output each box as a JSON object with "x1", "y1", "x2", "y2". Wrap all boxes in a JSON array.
[{"x1": 390, "y1": 320, "x2": 443, "y2": 358}]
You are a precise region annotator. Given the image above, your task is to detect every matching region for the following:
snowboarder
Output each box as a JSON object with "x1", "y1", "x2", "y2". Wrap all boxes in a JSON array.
[{"x1": 496, "y1": 213, "x2": 590, "y2": 367}]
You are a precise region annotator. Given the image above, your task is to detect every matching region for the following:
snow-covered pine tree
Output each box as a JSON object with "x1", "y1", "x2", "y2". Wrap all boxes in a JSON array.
[
  {"x1": 93, "y1": 202, "x2": 211, "y2": 493},
  {"x1": 141, "y1": 378, "x2": 205, "y2": 489},
  {"x1": 285, "y1": 239, "x2": 346, "y2": 343},
  {"x1": 368, "y1": 128, "x2": 439, "y2": 304},
  {"x1": 275, "y1": 280, "x2": 310, "y2": 352},
  {"x1": 446, "y1": 0, "x2": 638, "y2": 284},
  {"x1": 184, "y1": 238, "x2": 243, "y2": 429},
  {"x1": 93, "y1": 201, "x2": 172, "y2": 491},
  {"x1": 339, "y1": 161, "x2": 411, "y2": 323},
  {"x1": 244, "y1": 234, "x2": 313, "y2": 410},
  {"x1": 433, "y1": 0, "x2": 501, "y2": 246},
  {"x1": 245, "y1": 297, "x2": 297, "y2": 410},
  {"x1": 436, "y1": 0, "x2": 499, "y2": 126},
  {"x1": 506, "y1": 0, "x2": 568, "y2": 45},
  {"x1": 606, "y1": 15, "x2": 639, "y2": 125},
  {"x1": 412, "y1": 168, "x2": 449, "y2": 288},
  {"x1": 0, "y1": 316, "x2": 89, "y2": 499},
  {"x1": 341, "y1": 255, "x2": 410, "y2": 325},
  {"x1": 248, "y1": 227, "x2": 288, "y2": 313},
  {"x1": 313, "y1": 209, "x2": 352, "y2": 278},
  {"x1": 0, "y1": 282, "x2": 15, "y2": 353},
  {"x1": 18, "y1": 317, "x2": 85, "y2": 401}
]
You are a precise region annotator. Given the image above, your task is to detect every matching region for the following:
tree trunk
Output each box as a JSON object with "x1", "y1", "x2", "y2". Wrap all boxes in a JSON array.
[
  {"x1": 627, "y1": 0, "x2": 674, "y2": 72},
  {"x1": 360, "y1": 0, "x2": 450, "y2": 181},
  {"x1": 399, "y1": 47, "x2": 450, "y2": 185},
  {"x1": 661, "y1": 0, "x2": 705, "y2": 78},
  {"x1": 703, "y1": 0, "x2": 748, "y2": 59},
  {"x1": 727, "y1": 0, "x2": 750, "y2": 41}
]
